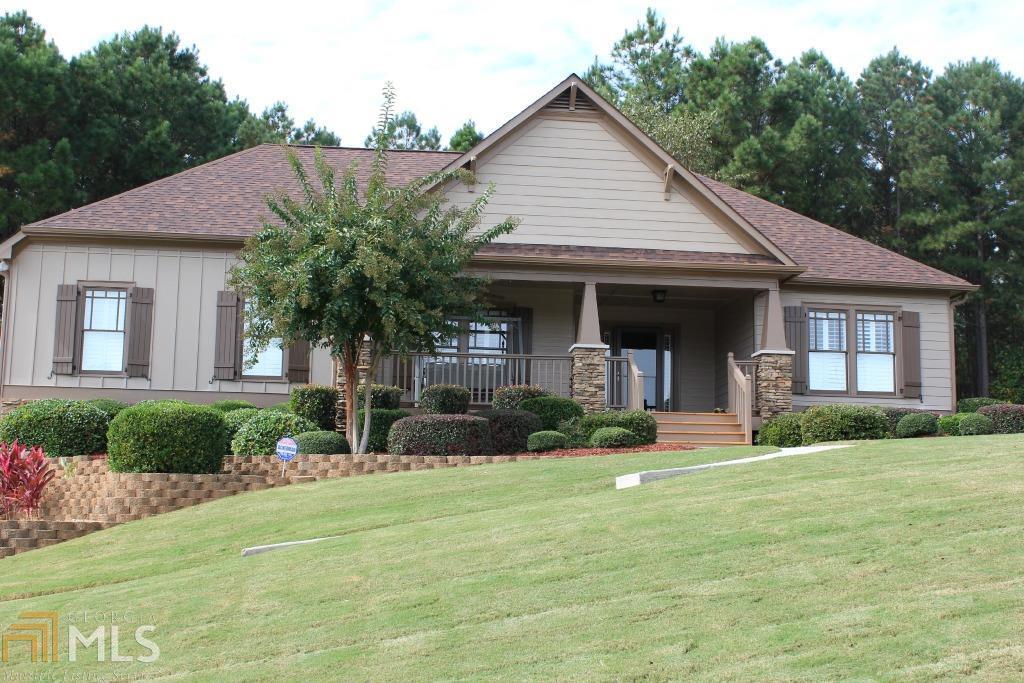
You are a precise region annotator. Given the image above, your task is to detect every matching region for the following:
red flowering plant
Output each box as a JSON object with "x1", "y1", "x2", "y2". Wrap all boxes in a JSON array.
[{"x1": 0, "y1": 441, "x2": 54, "y2": 518}]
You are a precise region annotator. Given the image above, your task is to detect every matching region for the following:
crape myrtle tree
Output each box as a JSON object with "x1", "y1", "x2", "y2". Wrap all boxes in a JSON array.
[{"x1": 230, "y1": 84, "x2": 518, "y2": 453}]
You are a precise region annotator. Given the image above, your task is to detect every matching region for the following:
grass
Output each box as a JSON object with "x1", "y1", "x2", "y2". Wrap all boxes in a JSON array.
[{"x1": 2, "y1": 436, "x2": 1024, "y2": 680}]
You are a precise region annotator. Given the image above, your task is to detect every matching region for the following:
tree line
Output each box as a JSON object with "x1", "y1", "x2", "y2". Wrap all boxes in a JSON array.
[
  {"x1": 0, "y1": 11, "x2": 481, "y2": 239},
  {"x1": 586, "y1": 10, "x2": 1024, "y2": 401}
]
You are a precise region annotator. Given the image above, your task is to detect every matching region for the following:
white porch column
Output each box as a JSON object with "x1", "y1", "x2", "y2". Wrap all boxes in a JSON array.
[
  {"x1": 569, "y1": 282, "x2": 609, "y2": 413},
  {"x1": 752, "y1": 287, "x2": 795, "y2": 417}
]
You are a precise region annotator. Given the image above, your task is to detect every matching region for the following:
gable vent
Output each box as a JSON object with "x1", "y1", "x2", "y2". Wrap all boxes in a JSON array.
[{"x1": 545, "y1": 88, "x2": 598, "y2": 113}]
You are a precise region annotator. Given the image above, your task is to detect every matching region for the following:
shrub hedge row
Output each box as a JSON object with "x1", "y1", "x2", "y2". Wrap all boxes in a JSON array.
[
  {"x1": 387, "y1": 414, "x2": 492, "y2": 456},
  {"x1": 977, "y1": 404, "x2": 1024, "y2": 434}
]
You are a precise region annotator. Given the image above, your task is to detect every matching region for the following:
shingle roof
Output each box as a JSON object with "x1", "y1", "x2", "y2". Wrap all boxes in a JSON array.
[{"x1": 24, "y1": 143, "x2": 973, "y2": 290}]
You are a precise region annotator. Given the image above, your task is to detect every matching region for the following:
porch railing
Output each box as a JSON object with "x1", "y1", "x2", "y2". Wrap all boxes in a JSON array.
[
  {"x1": 733, "y1": 358, "x2": 759, "y2": 413},
  {"x1": 375, "y1": 352, "x2": 571, "y2": 405},
  {"x1": 605, "y1": 353, "x2": 645, "y2": 410},
  {"x1": 726, "y1": 352, "x2": 754, "y2": 445}
]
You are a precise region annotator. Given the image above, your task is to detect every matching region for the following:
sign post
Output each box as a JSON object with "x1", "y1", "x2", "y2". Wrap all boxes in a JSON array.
[{"x1": 275, "y1": 435, "x2": 298, "y2": 478}]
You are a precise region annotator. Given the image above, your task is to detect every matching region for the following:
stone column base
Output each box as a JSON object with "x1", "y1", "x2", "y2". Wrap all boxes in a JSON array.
[
  {"x1": 570, "y1": 345, "x2": 608, "y2": 414},
  {"x1": 753, "y1": 352, "x2": 793, "y2": 418}
]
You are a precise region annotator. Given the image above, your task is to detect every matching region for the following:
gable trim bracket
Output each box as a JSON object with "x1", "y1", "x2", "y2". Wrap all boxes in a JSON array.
[{"x1": 662, "y1": 164, "x2": 673, "y2": 200}]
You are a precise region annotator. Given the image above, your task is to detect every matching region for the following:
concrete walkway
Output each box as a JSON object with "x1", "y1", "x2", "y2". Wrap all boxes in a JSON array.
[{"x1": 615, "y1": 444, "x2": 852, "y2": 490}]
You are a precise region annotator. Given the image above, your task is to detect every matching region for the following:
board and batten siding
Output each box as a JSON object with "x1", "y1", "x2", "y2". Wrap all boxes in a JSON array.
[
  {"x1": 753, "y1": 287, "x2": 954, "y2": 412},
  {"x1": 444, "y1": 116, "x2": 755, "y2": 253},
  {"x1": 2, "y1": 242, "x2": 333, "y2": 401}
]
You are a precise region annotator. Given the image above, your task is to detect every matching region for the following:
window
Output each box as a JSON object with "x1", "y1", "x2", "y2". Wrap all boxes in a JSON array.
[
  {"x1": 435, "y1": 313, "x2": 523, "y2": 356},
  {"x1": 856, "y1": 312, "x2": 895, "y2": 393},
  {"x1": 241, "y1": 303, "x2": 284, "y2": 378},
  {"x1": 80, "y1": 288, "x2": 127, "y2": 373},
  {"x1": 808, "y1": 310, "x2": 847, "y2": 391}
]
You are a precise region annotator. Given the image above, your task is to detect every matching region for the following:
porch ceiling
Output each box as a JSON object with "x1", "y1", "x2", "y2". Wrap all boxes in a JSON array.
[{"x1": 596, "y1": 283, "x2": 755, "y2": 310}]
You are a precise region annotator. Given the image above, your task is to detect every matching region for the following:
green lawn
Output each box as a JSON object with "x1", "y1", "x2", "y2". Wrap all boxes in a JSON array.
[{"x1": 3, "y1": 437, "x2": 1024, "y2": 680}]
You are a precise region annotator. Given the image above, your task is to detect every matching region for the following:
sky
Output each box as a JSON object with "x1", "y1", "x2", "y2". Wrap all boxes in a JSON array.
[{"x1": 16, "y1": 0, "x2": 1024, "y2": 146}]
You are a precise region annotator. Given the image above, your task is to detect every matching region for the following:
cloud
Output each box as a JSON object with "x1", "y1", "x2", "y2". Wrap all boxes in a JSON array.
[{"x1": 18, "y1": 0, "x2": 1024, "y2": 145}]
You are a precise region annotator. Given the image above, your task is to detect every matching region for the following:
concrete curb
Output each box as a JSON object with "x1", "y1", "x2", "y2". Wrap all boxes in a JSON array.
[
  {"x1": 615, "y1": 444, "x2": 852, "y2": 490},
  {"x1": 241, "y1": 535, "x2": 341, "y2": 557}
]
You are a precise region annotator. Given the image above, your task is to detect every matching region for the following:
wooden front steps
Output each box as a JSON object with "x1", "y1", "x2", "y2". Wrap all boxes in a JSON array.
[{"x1": 653, "y1": 411, "x2": 748, "y2": 446}]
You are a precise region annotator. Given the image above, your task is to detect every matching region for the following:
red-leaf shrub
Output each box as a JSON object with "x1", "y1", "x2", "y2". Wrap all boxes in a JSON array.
[
  {"x1": 977, "y1": 404, "x2": 1024, "y2": 434},
  {"x1": 0, "y1": 441, "x2": 54, "y2": 517}
]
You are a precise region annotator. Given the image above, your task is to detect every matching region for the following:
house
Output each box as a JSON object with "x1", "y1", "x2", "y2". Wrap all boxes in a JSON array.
[{"x1": 0, "y1": 75, "x2": 974, "y2": 445}]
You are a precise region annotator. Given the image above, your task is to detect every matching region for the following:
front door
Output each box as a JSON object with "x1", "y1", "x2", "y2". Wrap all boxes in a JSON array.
[{"x1": 612, "y1": 328, "x2": 672, "y2": 411}]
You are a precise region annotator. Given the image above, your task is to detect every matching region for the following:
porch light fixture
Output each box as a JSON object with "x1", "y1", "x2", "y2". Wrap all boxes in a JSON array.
[{"x1": 651, "y1": 289, "x2": 667, "y2": 303}]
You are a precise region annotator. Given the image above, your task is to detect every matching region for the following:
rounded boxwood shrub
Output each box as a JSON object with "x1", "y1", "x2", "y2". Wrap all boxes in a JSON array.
[
  {"x1": 210, "y1": 399, "x2": 257, "y2": 413},
  {"x1": 799, "y1": 404, "x2": 887, "y2": 445},
  {"x1": 387, "y1": 414, "x2": 492, "y2": 456},
  {"x1": 85, "y1": 398, "x2": 129, "y2": 420},
  {"x1": 231, "y1": 411, "x2": 317, "y2": 456},
  {"x1": 420, "y1": 384, "x2": 471, "y2": 414},
  {"x1": 895, "y1": 412, "x2": 939, "y2": 438},
  {"x1": 977, "y1": 404, "x2": 1024, "y2": 434},
  {"x1": 577, "y1": 410, "x2": 657, "y2": 445},
  {"x1": 956, "y1": 397, "x2": 1005, "y2": 413},
  {"x1": 0, "y1": 399, "x2": 109, "y2": 457},
  {"x1": 938, "y1": 413, "x2": 968, "y2": 436},
  {"x1": 294, "y1": 430, "x2": 350, "y2": 455},
  {"x1": 356, "y1": 384, "x2": 403, "y2": 410},
  {"x1": 527, "y1": 430, "x2": 567, "y2": 452},
  {"x1": 589, "y1": 426, "x2": 638, "y2": 448},
  {"x1": 290, "y1": 384, "x2": 339, "y2": 430},
  {"x1": 756, "y1": 412, "x2": 803, "y2": 447},
  {"x1": 472, "y1": 409, "x2": 543, "y2": 454},
  {"x1": 958, "y1": 412, "x2": 995, "y2": 436},
  {"x1": 355, "y1": 408, "x2": 411, "y2": 452},
  {"x1": 519, "y1": 396, "x2": 585, "y2": 431},
  {"x1": 107, "y1": 402, "x2": 226, "y2": 473},
  {"x1": 875, "y1": 406, "x2": 928, "y2": 437},
  {"x1": 222, "y1": 408, "x2": 261, "y2": 451},
  {"x1": 492, "y1": 385, "x2": 550, "y2": 410}
]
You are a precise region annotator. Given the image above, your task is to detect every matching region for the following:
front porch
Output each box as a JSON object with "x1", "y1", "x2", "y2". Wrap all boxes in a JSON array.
[{"x1": 371, "y1": 279, "x2": 795, "y2": 444}]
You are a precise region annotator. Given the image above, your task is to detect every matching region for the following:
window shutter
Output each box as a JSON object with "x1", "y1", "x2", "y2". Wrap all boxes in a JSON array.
[
  {"x1": 286, "y1": 340, "x2": 311, "y2": 383},
  {"x1": 214, "y1": 291, "x2": 240, "y2": 380},
  {"x1": 901, "y1": 311, "x2": 922, "y2": 399},
  {"x1": 52, "y1": 284, "x2": 80, "y2": 375},
  {"x1": 125, "y1": 287, "x2": 154, "y2": 378},
  {"x1": 784, "y1": 305, "x2": 808, "y2": 394}
]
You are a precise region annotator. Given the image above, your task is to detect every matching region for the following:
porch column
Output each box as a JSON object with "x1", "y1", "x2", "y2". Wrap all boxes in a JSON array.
[
  {"x1": 752, "y1": 287, "x2": 794, "y2": 418},
  {"x1": 569, "y1": 282, "x2": 608, "y2": 413}
]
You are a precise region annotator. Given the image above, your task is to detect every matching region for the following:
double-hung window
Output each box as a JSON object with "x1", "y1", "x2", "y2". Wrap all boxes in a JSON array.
[
  {"x1": 241, "y1": 303, "x2": 284, "y2": 379},
  {"x1": 808, "y1": 310, "x2": 847, "y2": 391},
  {"x1": 80, "y1": 288, "x2": 128, "y2": 373},
  {"x1": 856, "y1": 312, "x2": 896, "y2": 393}
]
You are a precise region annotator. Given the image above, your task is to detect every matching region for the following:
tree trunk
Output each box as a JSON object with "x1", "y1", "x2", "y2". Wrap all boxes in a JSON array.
[
  {"x1": 974, "y1": 298, "x2": 990, "y2": 397},
  {"x1": 343, "y1": 356, "x2": 358, "y2": 446}
]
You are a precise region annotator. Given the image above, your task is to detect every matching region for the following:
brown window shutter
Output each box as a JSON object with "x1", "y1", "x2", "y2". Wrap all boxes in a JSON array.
[
  {"x1": 52, "y1": 284, "x2": 80, "y2": 375},
  {"x1": 126, "y1": 287, "x2": 154, "y2": 378},
  {"x1": 784, "y1": 305, "x2": 808, "y2": 394},
  {"x1": 286, "y1": 340, "x2": 311, "y2": 383},
  {"x1": 213, "y1": 291, "x2": 241, "y2": 380},
  {"x1": 901, "y1": 311, "x2": 922, "y2": 399}
]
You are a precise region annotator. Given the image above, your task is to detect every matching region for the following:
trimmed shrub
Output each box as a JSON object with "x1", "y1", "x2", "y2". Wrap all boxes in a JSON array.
[
  {"x1": 875, "y1": 406, "x2": 928, "y2": 437},
  {"x1": 210, "y1": 399, "x2": 257, "y2": 413},
  {"x1": 956, "y1": 397, "x2": 1006, "y2": 413},
  {"x1": 576, "y1": 410, "x2": 657, "y2": 445},
  {"x1": 290, "y1": 384, "x2": 339, "y2": 430},
  {"x1": 938, "y1": 413, "x2": 968, "y2": 436},
  {"x1": 222, "y1": 408, "x2": 261, "y2": 451},
  {"x1": 472, "y1": 409, "x2": 543, "y2": 454},
  {"x1": 589, "y1": 426, "x2": 638, "y2": 448},
  {"x1": 356, "y1": 384, "x2": 403, "y2": 410},
  {"x1": 107, "y1": 402, "x2": 226, "y2": 473},
  {"x1": 519, "y1": 396, "x2": 585, "y2": 431},
  {"x1": 420, "y1": 384, "x2": 471, "y2": 414},
  {"x1": 355, "y1": 408, "x2": 411, "y2": 453},
  {"x1": 527, "y1": 431, "x2": 567, "y2": 452},
  {"x1": 492, "y1": 385, "x2": 551, "y2": 410},
  {"x1": 85, "y1": 398, "x2": 129, "y2": 420},
  {"x1": 799, "y1": 404, "x2": 887, "y2": 445},
  {"x1": 387, "y1": 415, "x2": 492, "y2": 456},
  {"x1": 265, "y1": 402, "x2": 292, "y2": 413},
  {"x1": 977, "y1": 404, "x2": 1024, "y2": 434},
  {"x1": 0, "y1": 399, "x2": 109, "y2": 457},
  {"x1": 895, "y1": 412, "x2": 939, "y2": 438},
  {"x1": 958, "y1": 412, "x2": 995, "y2": 436},
  {"x1": 294, "y1": 430, "x2": 350, "y2": 455},
  {"x1": 756, "y1": 412, "x2": 803, "y2": 447},
  {"x1": 231, "y1": 411, "x2": 317, "y2": 456}
]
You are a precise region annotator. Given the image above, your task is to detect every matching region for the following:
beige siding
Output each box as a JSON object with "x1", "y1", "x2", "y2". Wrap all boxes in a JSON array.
[
  {"x1": 757, "y1": 287, "x2": 955, "y2": 412},
  {"x1": 2, "y1": 242, "x2": 334, "y2": 403},
  {"x1": 715, "y1": 294, "x2": 755, "y2": 408},
  {"x1": 677, "y1": 310, "x2": 716, "y2": 411},
  {"x1": 444, "y1": 116, "x2": 755, "y2": 253}
]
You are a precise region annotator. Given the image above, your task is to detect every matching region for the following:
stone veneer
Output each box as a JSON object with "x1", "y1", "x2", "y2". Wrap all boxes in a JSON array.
[
  {"x1": 754, "y1": 353, "x2": 794, "y2": 418},
  {"x1": 570, "y1": 346, "x2": 608, "y2": 413}
]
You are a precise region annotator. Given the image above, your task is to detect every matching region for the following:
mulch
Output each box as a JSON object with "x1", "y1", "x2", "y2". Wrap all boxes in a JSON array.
[{"x1": 507, "y1": 443, "x2": 694, "y2": 458}]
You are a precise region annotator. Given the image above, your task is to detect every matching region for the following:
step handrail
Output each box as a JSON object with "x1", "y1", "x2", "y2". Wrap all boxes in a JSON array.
[
  {"x1": 726, "y1": 352, "x2": 753, "y2": 445},
  {"x1": 626, "y1": 351, "x2": 645, "y2": 411}
]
